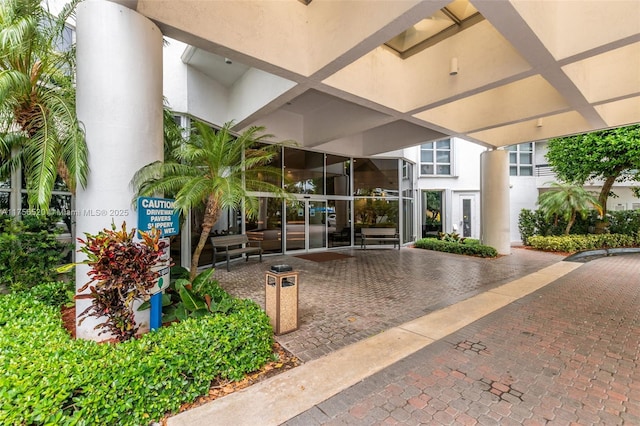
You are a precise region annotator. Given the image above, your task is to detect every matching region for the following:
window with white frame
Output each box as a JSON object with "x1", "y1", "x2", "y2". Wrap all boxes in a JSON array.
[
  {"x1": 402, "y1": 160, "x2": 413, "y2": 180},
  {"x1": 420, "y1": 139, "x2": 451, "y2": 176},
  {"x1": 507, "y1": 143, "x2": 533, "y2": 176}
]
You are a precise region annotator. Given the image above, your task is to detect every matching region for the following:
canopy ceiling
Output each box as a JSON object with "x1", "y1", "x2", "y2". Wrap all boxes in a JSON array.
[{"x1": 123, "y1": 0, "x2": 640, "y2": 156}]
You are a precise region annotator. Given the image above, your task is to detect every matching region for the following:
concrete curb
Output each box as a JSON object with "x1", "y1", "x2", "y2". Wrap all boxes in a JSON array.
[{"x1": 563, "y1": 247, "x2": 640, "y2": 262}]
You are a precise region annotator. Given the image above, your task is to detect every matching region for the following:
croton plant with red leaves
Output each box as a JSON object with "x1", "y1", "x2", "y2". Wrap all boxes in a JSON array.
[{"x1": 77, "y1": 221, "x2": 167, "y2": 342}]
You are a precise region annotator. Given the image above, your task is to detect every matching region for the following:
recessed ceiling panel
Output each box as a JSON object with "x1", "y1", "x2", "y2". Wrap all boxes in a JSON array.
[
  {"x1": 284, "y1": 90, "x2": 393, "y2": 147},
  {"x1": 468, "y1": 111, "x2": 591, "y2": 147},
  {"x1": 182, "y1": 48, "x2": 249, "y2": 87},
  {"x1": 562, "y1": 42, "x2": 640, "y2": 104},
  {"x1": 414, "y1": 75, "x2": 569, "y2": 133},
  {"x1": 594, "y1": 97, "x2": 640, "y2": 128},
  {"x1": 512, "y1": 0, "x2": 640, "y2": 60}
]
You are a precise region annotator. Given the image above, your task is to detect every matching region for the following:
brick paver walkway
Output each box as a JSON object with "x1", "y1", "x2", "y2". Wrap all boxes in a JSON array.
[
  {"x1": 214, "y1": 247, "x2": 564, "y2": 361},
  {"x1": 283, "y1": 254, "x2": 640, "y2": 425}
]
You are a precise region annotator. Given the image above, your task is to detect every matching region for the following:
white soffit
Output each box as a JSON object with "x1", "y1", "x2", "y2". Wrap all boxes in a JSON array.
[
  {"x1": 512, "y1": 0, "x2": 640, "y2": 60},
  {"x1": 595, "y1": 97, "x2": 640, "y2": 128},
  {"x1": 323, "y1": 20, "x2": 532, "y2": 114},
  {"x1": 181, "y1": 47, "x2": 249, "y2": 87},
  {"x1": 562, "y1": 42, "x2": 640, "y2": 104},
  {"x1": 414, "y1": 75, "x2": 569, "y2": 134},
  {"x1": 469, "y1": 111, "x2": 591, "y2": 147},
  {"x1": 134, "y1": 0, "x2": 640, "y2": 155}
]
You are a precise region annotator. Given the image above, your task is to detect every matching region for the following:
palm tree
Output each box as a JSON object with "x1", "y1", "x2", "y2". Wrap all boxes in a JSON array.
[
  {"x1": 537, "y1": 182, "x2": 602, "y2": 235},
  {"x1": 132, "y1": 120, "x2": 289, "y2": 279},
  {"x1": 0, "y1": 0, "x2": 87, "y2": 210}
]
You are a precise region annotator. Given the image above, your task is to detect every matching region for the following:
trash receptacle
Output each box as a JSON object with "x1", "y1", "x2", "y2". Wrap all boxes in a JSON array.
[{"x1": 265, "y1": 265, "x2": 299, "y2": 335}]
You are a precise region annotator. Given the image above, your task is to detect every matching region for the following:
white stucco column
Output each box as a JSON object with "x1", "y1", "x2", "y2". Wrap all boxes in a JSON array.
[
  {"x1": 480, "y1": 150, "x2": 511, "y2": 255},
  {"x1": 75, "y1": 1, "x2": 163, "y2": 340}
]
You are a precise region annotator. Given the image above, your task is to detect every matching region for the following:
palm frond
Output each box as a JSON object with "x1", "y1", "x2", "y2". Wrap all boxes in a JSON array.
[
  {"x1": 0, "y1": 143, "x2": 22, "y2": 180},
  {"x1": 23, "y1": 104, "x2": 58, "y2": 210},
  {"x1": 174, "y1": 176, "x2": 212, "y2": 215},
  {"x1": 0, "y1": 70, "x2": 31, "y2": 102},
  {"x1": 43, "y1": 88, "x2": 87, "y2": 192},
  {"x1": 0, "y1": 0, "x2": 85, "y2": 210},
  {"x1": 131, "y1": 118, "x2": 293, "y2": 273}
]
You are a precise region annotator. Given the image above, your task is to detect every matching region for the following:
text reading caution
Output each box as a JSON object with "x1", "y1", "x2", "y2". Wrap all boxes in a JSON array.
[{"x1": 137, "y1": 197, "x2": 180, "y2": 237}]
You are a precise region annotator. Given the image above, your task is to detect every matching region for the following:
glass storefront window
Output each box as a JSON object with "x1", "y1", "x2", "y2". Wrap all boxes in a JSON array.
[
  {"x1": 245, "y1": 197, "x2": 283, "y2": 254},
  {"x1": 0, "y1": 191, "x2": 9, "y2": 212},
  {"x1": 327, "y1": 199, "x2": 352, "y2": 248},
  {"x1": 326, "y1": 155, "x2": 350, "y2": 196},
  {"x1": 0, "y1": 169, "x2": 10, "y2": 189},
  {"x1": 283, "y1": 148, "x2": 324, "y2": 194},
  {"x1": 20, "y1": 192, "x2": 72, "y2": 231},
  {"x1": 246, "y1": 143, "x2": 282, "y2": 190},
  {"x1": 353, "y1": 158, "x2": 399, "y2": 196},
  {"x1": 188, "y1": 206, "x2": 242, "y2": 267},
  {"x1": 354, "y1": 198, "x2": 399, "y2": 233}
]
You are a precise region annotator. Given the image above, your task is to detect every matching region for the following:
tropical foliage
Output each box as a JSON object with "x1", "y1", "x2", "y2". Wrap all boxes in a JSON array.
[
  {"x1": 527, "y1": 234, "x2": 637, "y2": 253},
  {"x1": 414, "y1": 237, "x2": 497, "y2": 258},
  {"x1": 139, "y1": 267, "x2": 236, "y2": 323},
  {"x1": 75, "y1": 221, "x2": 167, "y2": 342},
  {"x1": 0, "y1": 283, "x2": 274, "y2": 425},
  {"x1": 0, "y1": 0, "x2": 87, "y2": 210},
  {"x1": 0, "y1": 213, "x2": 70, "y2": 292},
  {"x1": 537, "y1": 182, "x2": 601, "y2": 235},
  {"x1": 132, "y1": 120, "x2": 289, "y2": 279},
  {"x1": 546, "y1": 124, "x2": 640, "y2": 217}
]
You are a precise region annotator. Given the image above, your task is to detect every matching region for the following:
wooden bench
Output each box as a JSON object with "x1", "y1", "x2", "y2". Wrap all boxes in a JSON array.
[
  {"x1": 360, "y1": 227, "x2": 400, "y2": 250},
  {"x1": 210, "y1": 234, "x2": 262, "y2": 271}
]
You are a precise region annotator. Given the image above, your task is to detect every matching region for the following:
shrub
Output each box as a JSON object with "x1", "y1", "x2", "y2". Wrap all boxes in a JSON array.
[
  {"x1": 0, "y1": 215, "x2": 70, "y2": 292},
  {"x1": 414, "y1": 238, "x2": 498, "y2": 258},
  {"x1": 519, "y1": 208, "x2": 640, "y2": 245},
  {"x1": 518, "y1": 208, "x2": 570, "y2": 244},
  {"x1": 0, "y1": 290, "x2": 274, "y2": 425},
  {"x1": 76, "y1": 221, "x2": 167, "y2": 342},
  {"x1": 607, "y1": 210, "x2": 640, "y2": 235},
  {"x1": 27, "y1": 281, "x2": 75, "y2": 308},
  {"x1": 527, "y1": 234, "x2": 637, "y2": 252},
  {"x1": 140, "y1": 268, "x2": 236, "y2": 323}
]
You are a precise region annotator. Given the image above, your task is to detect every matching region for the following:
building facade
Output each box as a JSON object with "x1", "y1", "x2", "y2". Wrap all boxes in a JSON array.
[{"x1": 68, "y1": 0, "x2": 640, "y2": 339}]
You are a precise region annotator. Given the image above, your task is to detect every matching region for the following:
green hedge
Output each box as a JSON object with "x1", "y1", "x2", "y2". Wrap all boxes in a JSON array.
[
  {"x1": 0, "y1": 288, "x2": 274, "y2": 425},
  {"x1": 527, "y1": 234, "x2": 637, "y2": 252},
  {"x1": 518, "y1": 208, "x2": 640, "y2": 244},
  {"x1": 0, "y1": 215, "x2": 70, "y2": 293},
  {"x1": 414, "y1": 238, "x2": 498, "y2": 258}
]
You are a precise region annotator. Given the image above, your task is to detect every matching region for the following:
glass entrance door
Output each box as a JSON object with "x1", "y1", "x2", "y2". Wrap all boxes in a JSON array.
[{"x1": 285, "y1": 200, "x2": 327, "y2": 252}]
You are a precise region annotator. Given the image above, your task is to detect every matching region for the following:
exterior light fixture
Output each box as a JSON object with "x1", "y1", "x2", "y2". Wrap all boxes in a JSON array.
[
  {"x1": 536, "y1": 118, "x2": 543, "y2": 127},
  {"x1": 449, "y1": 57, "x2": 459, "y2": 75}
]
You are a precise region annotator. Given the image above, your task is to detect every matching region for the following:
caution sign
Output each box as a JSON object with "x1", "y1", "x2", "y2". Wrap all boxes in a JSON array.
[{"x1": 137, "y1": 197, "x2": 180, "y2": 237}]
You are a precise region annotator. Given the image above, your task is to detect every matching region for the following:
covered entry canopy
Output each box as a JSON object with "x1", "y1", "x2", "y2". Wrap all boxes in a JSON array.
[{"x1": 121, "y1": 0, "x2": 639, "y2": 155}]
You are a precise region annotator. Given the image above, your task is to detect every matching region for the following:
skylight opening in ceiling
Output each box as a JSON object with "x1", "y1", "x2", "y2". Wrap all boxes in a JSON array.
[{"x1": 385, "y1": 0, "x2": 483, "y2": 57}]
